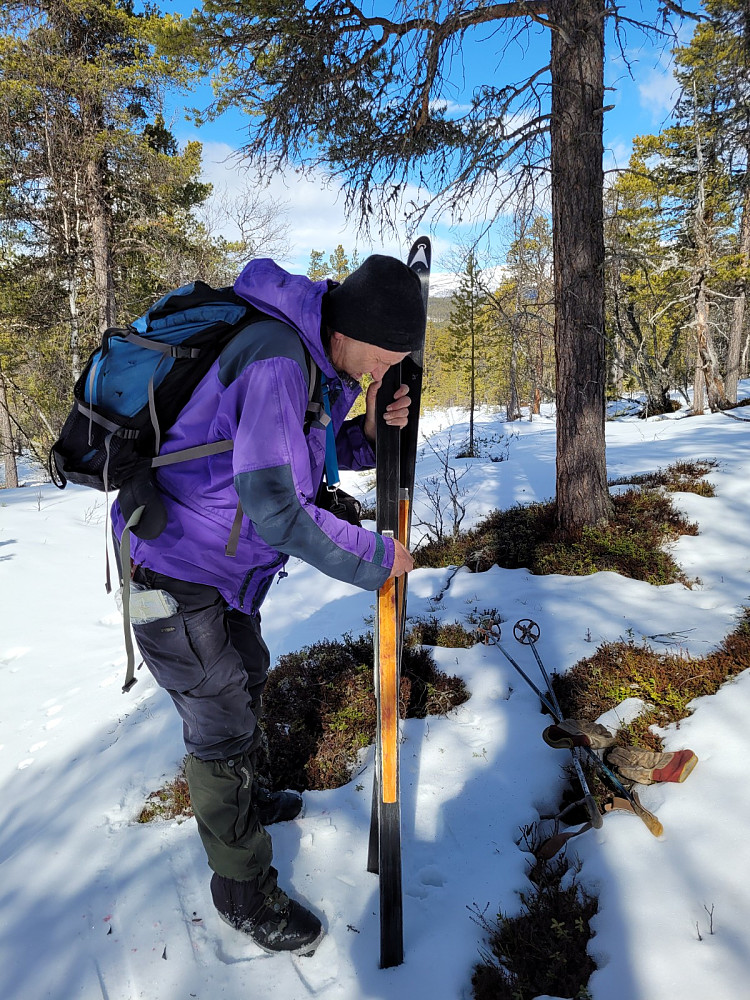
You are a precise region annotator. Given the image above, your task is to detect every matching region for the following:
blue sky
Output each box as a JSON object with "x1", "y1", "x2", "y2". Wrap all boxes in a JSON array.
[{"x1": 157, "y1": 1, "x2": 695, "y2": 272}]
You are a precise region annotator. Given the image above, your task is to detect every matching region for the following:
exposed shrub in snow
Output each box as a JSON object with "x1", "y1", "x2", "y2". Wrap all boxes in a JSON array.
[
  {"x1": 263, "y1": 632, "x2": 470, "y2": 790},
  {"x1": 138, "y1": 631, "x2": 470, "y2": 815},
  {"x1": 554, "y1": 609, "x2": 750, "y2": 751},
  {"x1": 608, "y1": 459, "x2": 717, "y2": 497},
  {"x1": 415, "y1": 459, "x2": 715, "y2": 586},
  {"x1": 405, "y1": 616, "x2": 477, "y2": 648},
  {"x1": 471, "y1": 854, "x2": 597, "y2": 1000},
  {"x1": 137, "y1": 770, "x2": 191, "y2": 824}
]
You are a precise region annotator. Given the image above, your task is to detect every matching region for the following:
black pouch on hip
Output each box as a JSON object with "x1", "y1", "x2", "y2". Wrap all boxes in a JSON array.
[{"x1": 315, "y1": 482, "x2": 362, "y2": 527}]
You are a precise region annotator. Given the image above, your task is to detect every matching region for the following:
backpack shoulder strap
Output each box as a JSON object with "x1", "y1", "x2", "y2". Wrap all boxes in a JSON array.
[{"x1": 303, "y1": 348, "x2": 326, "y2": 433}]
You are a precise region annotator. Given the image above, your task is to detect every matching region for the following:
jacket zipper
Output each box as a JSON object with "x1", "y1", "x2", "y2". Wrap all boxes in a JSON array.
[{"x1": 238, "y1": 558, "x2": 282, "y2": 611}]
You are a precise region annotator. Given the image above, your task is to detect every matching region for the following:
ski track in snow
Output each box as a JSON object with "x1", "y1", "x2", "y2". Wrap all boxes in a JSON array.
[{"x1": 2, "y1": 396, "x2": 750, "y2": 999}]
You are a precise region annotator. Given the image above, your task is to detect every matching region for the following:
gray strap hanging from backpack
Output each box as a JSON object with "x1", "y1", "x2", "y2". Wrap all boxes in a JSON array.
[{"x1": 119, "y1": 504, "x2": 146, "y2": 693}]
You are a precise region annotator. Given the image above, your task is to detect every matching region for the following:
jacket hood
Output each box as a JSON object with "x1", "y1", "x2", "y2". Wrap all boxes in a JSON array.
[{"x1": 233, "y1": 259, "x2": 335, "y2": 376}]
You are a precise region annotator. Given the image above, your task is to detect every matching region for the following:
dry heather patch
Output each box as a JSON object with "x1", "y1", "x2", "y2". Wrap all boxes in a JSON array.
[
  {"x1": 263, "y1": 631, "x2": 469, "y2": 790},
  {"x1": 471, "y1": 851, "x2": 597, "y2": 1000},
  {"x1": 553, "y1": 609, "x2": 750, "y2": 751}
]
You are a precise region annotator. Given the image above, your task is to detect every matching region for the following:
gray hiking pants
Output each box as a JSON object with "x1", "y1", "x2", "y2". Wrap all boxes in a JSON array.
[{"x1": 131, "y1": 567, "x2": 275, "y2": 887}]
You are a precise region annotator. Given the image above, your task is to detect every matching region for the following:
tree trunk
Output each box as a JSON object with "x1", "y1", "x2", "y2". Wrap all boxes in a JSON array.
[
  {"x1": 469, "y1": 317, "x2": 476, "y2": 455},
  {"x1": 507, "y1": 317, "x2": 522, "y2": 421},
  {"x1": 693, "y1": 345, "x2": 705, "y2": 415},
  {"x1": 550, "y1": 0, "x2": 612, "y2": 534},
  {"x1": 68, "y1": 269, "x2": 82, "y2": 382},
  {"x1": 694, "y1": 274, "x2": 731, "y2": 411},
  {"x1": 86, "y1": 157, "x2": 116, "y2": 334},
  {"x1": 0, "y1": 367, "x2": 19, "y2": 489},
  {"x1": 532, "y1": 321, "x2": 544, "y2": 416},
  {"x1": 726, "y1": 176, "x2": 750, "y2": 402}
]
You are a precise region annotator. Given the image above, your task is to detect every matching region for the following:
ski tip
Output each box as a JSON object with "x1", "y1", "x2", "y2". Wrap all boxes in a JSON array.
[
  {"x1": 607, "y1": 794, "x2": 664, "y2": 837},
  {"x1": 407, "y1": 236, "x2": 431, "y2": 271},
  {"x1": 639, "y1": 809, "x2": 664, "y2": 838},
  {"x1": 631, "y1": 794, "x2": 664, "y2": 837}
]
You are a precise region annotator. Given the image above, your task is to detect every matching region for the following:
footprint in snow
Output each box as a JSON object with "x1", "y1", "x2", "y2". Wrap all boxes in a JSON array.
[
  {"x1": 0, "y1": 646, "x2": 31, "y2": 670},
  {"x1": 405, "y1": 866, "x2": 447, "y2": 900},
  {"x1": 418, "y1": 866, "x2": 446, "y2": 888}
]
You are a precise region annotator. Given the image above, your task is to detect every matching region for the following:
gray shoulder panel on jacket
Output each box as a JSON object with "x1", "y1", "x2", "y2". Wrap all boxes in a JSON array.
[{"x1": 218, "y1": 319, "x2": 307, "y2": 388}]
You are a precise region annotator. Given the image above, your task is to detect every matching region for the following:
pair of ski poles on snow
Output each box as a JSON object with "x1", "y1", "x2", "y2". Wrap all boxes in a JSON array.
[{"x1": 478, "y1": 618, "x2": 662, "y2": 837}]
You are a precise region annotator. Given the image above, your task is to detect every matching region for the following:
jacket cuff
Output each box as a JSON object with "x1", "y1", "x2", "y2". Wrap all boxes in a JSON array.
[{"x1": 340, "y1": 414, "x2": 376, "y2": 469}]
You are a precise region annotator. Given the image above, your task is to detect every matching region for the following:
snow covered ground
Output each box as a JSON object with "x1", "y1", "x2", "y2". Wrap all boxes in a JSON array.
[{"x1": 2, "y1": 389, "x2": 750, "y2": 1000}]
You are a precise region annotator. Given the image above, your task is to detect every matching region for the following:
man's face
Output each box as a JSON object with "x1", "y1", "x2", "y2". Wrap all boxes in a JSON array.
[{"x1": 329, "y1": 331, "x2": 410, "y2": 383}]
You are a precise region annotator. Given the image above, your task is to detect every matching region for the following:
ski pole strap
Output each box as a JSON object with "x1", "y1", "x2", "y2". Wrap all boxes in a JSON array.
[
  {"x1": 321, "y1": 375, "x2": 340, "y2": 490},
  {"x1": 120, "y1": 504, "x2": 145, "y2": 694}
]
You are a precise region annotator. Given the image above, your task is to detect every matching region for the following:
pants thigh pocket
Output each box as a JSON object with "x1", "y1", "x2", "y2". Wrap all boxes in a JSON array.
[{"x1": 133, "y1": 610, "x2": 211, "y2": 693}]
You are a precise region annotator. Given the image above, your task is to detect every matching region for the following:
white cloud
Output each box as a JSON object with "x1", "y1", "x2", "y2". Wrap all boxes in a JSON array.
[
  {"x1": 189, "y1": 136, "x2": 527, "y2": 277},
  {"x1": 604, "y1": 137, "x2": 633, "y2": 173},
  {"x1": 193, "y1": 138, "x2": 406, "y2": 271},
  {"x1": 638, "y1": 65, "x2": 679, "y2": 123}
]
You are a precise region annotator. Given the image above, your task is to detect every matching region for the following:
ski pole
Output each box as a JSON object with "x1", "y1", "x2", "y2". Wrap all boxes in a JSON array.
[
  {"x1": 512, "y1": 619, "x2": 663, "y2": 837},
  {"x1": 478, "y1": 621, "x2": 602, "y2": 829},
  {"x1": 513, "y1": 619, "x2": 565, "y2": 717}
]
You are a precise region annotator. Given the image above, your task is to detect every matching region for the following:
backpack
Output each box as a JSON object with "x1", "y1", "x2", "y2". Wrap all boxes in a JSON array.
[
  {"x1": 50, "y1": 280, "x2": 324, "y2": 693},
  {"x1": 50, "y1": 280, "x2": 322, "y2": 546}
]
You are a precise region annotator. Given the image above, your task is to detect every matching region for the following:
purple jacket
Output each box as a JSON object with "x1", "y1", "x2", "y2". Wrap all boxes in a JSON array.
[{"x1": 112, "y1": 260, "x2": 395, "y2": 612}]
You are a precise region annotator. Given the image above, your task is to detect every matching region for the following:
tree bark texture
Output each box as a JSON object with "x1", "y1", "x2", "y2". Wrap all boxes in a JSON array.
[
  {"x1": 726, "y1": 176, "x2": 750, "y2": 402},
  {"x1": 692, "y1": 348, "x2": 705, "y2": 414},
  {"x1": 86, "y1": 157, "x2": 116, "y2": 334},
  {"x1": 469, "y1": 309, "x2": 476, "y2": 455},
  {"x1": 67, "y1": 270, "x2": 82, "y2": 382},
  {"x1": 508, "y1": 314, "x2": 522, "y2": 421},
  {"x1": 694, "y1": 275, "x2": 730, "y2": 411},
  {"x1": 550, "y1": 0, "x2": 612, "y2": 533},
  {"x1": 0, "y1": 368, "x2": 19, "y2": 489}
]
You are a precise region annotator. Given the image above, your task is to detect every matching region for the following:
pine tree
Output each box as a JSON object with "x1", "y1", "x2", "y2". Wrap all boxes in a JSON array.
[
  {"x1": 607, "y1": 30, "x2": 739, "y2": 415},
  {"x1": 0, "y1": 0, "x2": 240, "y2": 458},
  {"x1": 443, "y1": 253, "x2": 490, "y2": 456},
  {"x1": 307, "y1": 250, "x2": 328, "y2": 281},
  {"x1": 502, "y1": 215, "x2": 555, "y2": 416},
  {"x1": 672, "y1": 0, "x2": 750, "y2": 403},
  {"x1": 305, "y1": 245, "x2": 359, "y2": 282},
  {"x1": 0, "y1": 0, "x2": 210, "y2": 374},
  {"x1": 606, "y1": 146, "x2": 693, "y2": 414},
  {"x1": 327, "y1": 245, "x2": 351, "y2": 283}
]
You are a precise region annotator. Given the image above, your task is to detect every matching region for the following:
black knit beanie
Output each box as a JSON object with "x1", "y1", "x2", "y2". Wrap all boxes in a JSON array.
[{"x1": 323, "y1": 254, "x2": 426, "y2": 352}]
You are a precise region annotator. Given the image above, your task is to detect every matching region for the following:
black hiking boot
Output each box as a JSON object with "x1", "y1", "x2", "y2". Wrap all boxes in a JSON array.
[
  {"x1": 212, "y1": 875, "x2": 324, "y2": 956},
  {"x1": 254, "y1": 786, "x2": 304, "y2": 825},
  {"x1": 243, "y1": 887, "x2": 324, "y2": 956}
]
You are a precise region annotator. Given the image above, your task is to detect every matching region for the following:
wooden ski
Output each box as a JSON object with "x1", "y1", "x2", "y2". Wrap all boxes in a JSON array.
[{"x1": 368, "y1": 237, "x2": 431, "y2": 969}]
